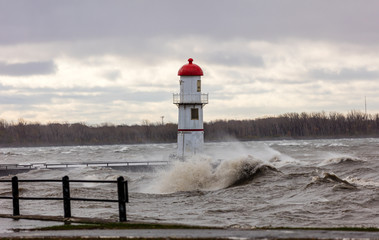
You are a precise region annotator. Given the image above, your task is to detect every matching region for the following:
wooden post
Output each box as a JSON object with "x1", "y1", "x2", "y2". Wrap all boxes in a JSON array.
[
  {"x1": 62, "y1": 176, "x2": 71, "y2": 218},
  {"x1": 12, "y1": 176, "x2": 20, "y2": 216},
  {"x1": 117, "y1": 176, "x2": 127, "y2": 222}
]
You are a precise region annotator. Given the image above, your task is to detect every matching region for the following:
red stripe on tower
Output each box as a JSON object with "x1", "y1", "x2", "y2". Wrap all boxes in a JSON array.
[{"x1": 178, "y1": 129, "x2": 204, "y2": 132}]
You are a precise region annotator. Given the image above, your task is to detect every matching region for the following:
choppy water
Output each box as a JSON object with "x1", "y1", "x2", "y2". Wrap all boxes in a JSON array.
[{"x1": 1, "y1": 138, "x2": 379, "y2": 230}]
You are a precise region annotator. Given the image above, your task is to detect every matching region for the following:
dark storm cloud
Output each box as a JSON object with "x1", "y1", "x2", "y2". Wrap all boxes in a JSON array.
[
  {"x1": 0, "y1": 61, "x2": 57, "y2": 76},
  {"x1": 310, "y1": 68, "x2": 379, "y2": 81},
  {"x1": 1, "y1": 0, "x2": 379, "y2": 45}
]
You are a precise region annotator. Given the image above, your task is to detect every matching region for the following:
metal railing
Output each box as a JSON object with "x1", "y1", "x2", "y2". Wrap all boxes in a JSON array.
[
  {"x1": 0, "y1": 176, "x2": 128, "y2": 222},
  {"x1": 0, "y1": 160, "x2": 169, "y2": 170},
  {"x1": 173, "y1": 93, "x2": 209, "y2": 105}
]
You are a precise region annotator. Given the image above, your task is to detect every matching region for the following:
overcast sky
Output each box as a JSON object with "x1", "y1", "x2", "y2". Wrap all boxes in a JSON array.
[{"x1": 1, "y1": 0, "x2": 379, "y2": 125}]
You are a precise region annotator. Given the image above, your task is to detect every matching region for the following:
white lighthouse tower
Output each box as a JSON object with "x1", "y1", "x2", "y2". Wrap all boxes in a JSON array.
[{"x1": 173, "y1": 58, "x2": 208, "y2": 158}]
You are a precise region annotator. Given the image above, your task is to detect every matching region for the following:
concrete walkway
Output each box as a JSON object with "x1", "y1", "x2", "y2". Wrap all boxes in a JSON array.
[
  {"x1": 1, "y1": 216, "x2": 378, "y2": 239},
  {"x1": 2, "y1": 228, "x2": 379, "y2": 239}
]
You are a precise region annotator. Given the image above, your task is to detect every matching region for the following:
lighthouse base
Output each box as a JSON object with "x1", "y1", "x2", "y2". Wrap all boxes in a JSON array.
[{"x1": 177, "y1": 131, "x2": 204, "y2": 159}]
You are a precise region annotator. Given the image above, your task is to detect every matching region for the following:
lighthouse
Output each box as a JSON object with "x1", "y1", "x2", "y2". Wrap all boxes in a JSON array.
[{"x1": 174, "y1": 58, "x2": 208, "y2": 158}]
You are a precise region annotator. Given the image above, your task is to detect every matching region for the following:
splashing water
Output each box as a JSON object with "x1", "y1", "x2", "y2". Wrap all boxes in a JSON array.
[
  {"x1": 151, "y1": 155, "x2": 276, "y2": 193},
  {"x1": 1, "y1": 138, "x2": 379, "y2": 230}
]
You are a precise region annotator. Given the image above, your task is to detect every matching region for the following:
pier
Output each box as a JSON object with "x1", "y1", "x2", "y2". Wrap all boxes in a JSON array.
[{"x1": 0, "y1": 160, "x2": 169, "y2": 176}]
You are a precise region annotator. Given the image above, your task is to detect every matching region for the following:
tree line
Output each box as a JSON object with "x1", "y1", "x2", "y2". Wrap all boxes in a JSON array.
[
  {"x1": 205, "y1": 111, "x2": 379, "y2": 141},
  {"x1": 0, "y1": 111, "x2": 378, "y2": 147}
]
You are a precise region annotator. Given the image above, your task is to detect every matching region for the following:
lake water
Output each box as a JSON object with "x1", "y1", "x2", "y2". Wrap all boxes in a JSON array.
[{"x1": 1, "y1": 138, "x2": 379, "y2": 231}]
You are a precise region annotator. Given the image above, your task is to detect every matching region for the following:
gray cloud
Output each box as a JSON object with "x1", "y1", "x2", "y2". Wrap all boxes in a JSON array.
[
  {"x1": 0, "y1": 82, "x2": 11, "y2": 90},
  {"x1": 0, "y1": 94, "x2": 53, "y2": 106},
  {"x1": 1, "y1": 1, "x2": 379, "y2": 124},
  {"x1": 0, "y1": 86, "x2": 170, "y2": 107},
  {"x1": 0, "y1": 61, "x2": 57, "y2": 76},
  {"x1": 310, "y1": 68, "x2": 379, "y2": 81},
  {"x1": 204, "y1": 52, "x2": 264, "y2": 67},
  {"x1": 102, "y1": 70, "x2": 122, "y2": 81},
  {"x1": 0, "y1": 85, "x2": 174, "y2": 124},
  {"x1": 1, "y1": 0, "x2": 379, "y2": 45}
]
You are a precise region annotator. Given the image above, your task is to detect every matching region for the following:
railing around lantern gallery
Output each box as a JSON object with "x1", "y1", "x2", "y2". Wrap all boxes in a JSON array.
[
  {"x1": 0, "y1": 176, "x2": 129, "y2": 222},
  {"x1": 173, "y1": 93, "x2": 209, "y2": 105}
]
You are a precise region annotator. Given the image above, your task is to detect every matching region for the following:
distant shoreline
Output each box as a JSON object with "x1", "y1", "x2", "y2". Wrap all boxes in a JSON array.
[
  {"x1": 1, "y1": 135, "x2": 378, "y2": 149},
  {"x1": 1, "y1": 111, "x2": 378, "y2": 148}
]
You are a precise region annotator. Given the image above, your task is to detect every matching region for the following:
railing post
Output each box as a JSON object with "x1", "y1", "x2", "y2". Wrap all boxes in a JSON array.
[
  {"x1": 62, "y1": 176, "x2": 71, "y2": 218},
  {"x1": 125, "y1": 180, "x2": 129, "y2": 203},
  {"x1": 117, "y1": 176, "x2": 127, "y2": 222},
  {"x1": 12, "y1": 176, "x2": 20, "y2": 216}
]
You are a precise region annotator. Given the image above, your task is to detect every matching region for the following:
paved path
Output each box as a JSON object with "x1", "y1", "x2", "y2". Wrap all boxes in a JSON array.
[
  {"x1": 2, "y1": 228, "x2": 379, "y2": 239},
  {"x1": 1, "y1": 217, "x2": 378, "y2": 239}
]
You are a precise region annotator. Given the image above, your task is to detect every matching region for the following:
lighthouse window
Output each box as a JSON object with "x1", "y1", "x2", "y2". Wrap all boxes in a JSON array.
[
  {"x1": 191, "y1": 108, "x2": 199, "y2": 120},
  {"x1": 197, "y1": 80, "x2": 201, "y2": 92}
]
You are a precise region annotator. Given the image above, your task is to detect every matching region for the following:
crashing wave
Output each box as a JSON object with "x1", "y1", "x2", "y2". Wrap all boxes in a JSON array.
[
  {"x1": 153, "y1": 155, "x2": 278, "y2": 193},
  {"x1": 319, "y1": 157, "x2": 364, "y2": 166},
  {"x1": 226, "y1": 160, "x2": 278, "y2": 188},
  {"x1": 306, "y1": 172, "x2": 357, "y2": 190}
]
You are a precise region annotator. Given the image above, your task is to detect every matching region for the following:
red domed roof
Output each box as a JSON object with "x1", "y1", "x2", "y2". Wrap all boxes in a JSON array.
[{"x1": 178, "y1": 58, "x2": 203, "y2": 76}]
